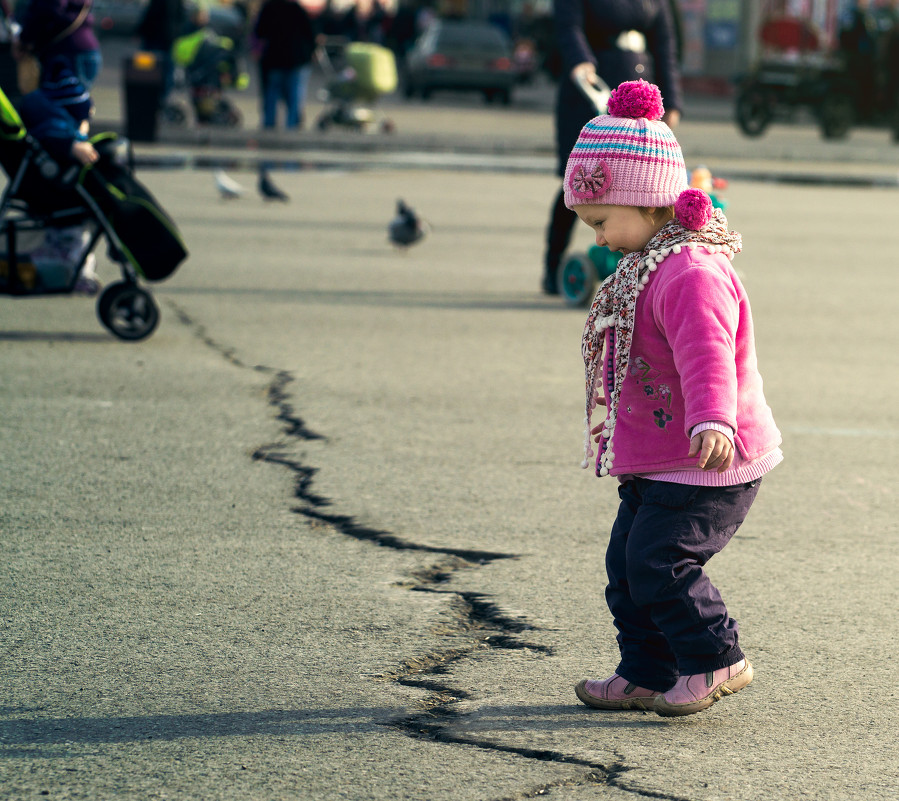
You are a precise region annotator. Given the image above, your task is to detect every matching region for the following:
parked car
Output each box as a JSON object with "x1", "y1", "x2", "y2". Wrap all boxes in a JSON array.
[
  {"x1": 403, "y1": 19, "x2": 516, "y2": 104},
  {"x1": 91, "y1": 0, "x2": 145, "y2": 37}
]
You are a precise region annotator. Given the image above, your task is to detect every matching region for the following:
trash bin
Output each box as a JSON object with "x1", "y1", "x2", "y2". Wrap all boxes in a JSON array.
[{"x1": 122, "y1": 52, "x2": 163, "y2": 142}]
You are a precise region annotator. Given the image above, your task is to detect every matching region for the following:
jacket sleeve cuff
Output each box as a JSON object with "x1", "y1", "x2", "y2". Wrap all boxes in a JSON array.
[{"x1": 690, "y1": 421, "x2": 735, "y2": 441}]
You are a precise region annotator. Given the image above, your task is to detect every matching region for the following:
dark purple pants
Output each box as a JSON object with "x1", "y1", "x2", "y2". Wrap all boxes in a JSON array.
[{"x1": 605, "y1": 477, "x2": 762, "y2": 692}]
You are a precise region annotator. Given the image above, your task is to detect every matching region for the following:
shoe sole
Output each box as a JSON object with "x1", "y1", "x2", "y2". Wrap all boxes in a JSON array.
[
  {"x1": 575, "y1": 679, "x2": 659, "y2": 711},
  {"x1": 654, "y1": 660, "x2": 754, "y2": 717}
]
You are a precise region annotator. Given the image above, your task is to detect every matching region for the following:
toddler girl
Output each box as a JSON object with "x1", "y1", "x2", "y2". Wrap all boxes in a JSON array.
[{"x1": 565, "y1": 80, "x2": 782, "y2": 717}]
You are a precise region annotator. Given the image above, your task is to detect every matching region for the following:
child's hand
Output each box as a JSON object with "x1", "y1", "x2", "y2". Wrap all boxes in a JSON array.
[
  {"x1": 71, "y1": 140, "x2": 98, "y2": 165},
  {"x1": 689, "y1": 430, "x2": 734, "y2": 472}
]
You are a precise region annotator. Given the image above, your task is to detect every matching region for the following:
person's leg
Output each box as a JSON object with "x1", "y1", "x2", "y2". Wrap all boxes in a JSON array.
[
  {"x1": 624, "y1": 478, "x2": 761, "y2": 676},
  {"x1": 261, "y1": 68, "x2": 281, "y2": 129},
  {"x1": 604, "y1": 479, "x2": 680, "y2": 692},
  {"x1": 295, "y1": 64, "x2": 313, "y2": 128},
  {"x1": 542, "y1": 187, "x2": 577, "y2": 294},
  {"x1": 546, "y1": 77, "x2": 595, "y2": 294},
  {"x1": 284, "y1": 67, "x2": 301, "y2": 129},
  {"x1": 72, "y1": 49, "x2": 103, "y2": 89}
]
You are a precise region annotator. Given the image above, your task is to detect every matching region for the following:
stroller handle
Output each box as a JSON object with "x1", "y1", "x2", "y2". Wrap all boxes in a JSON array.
[{"x1": 575, "y1": 71, "x2": 612, "y2": 115}]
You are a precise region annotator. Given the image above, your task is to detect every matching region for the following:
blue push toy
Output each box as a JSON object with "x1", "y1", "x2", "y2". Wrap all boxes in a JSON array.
[{"x1": 558, "y1": 244, "x2": 618, "y2": 307}]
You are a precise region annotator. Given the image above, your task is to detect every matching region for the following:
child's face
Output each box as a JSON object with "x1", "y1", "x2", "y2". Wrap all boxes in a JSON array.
[{"x1": 573, "y1": 204, "x2": 663, "y2": 255}]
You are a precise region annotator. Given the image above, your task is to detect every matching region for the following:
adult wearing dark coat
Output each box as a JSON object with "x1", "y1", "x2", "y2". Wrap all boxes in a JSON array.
[
  {"x1": 136, "y1": 0, "x2": 187, "y2": 104},
  {"x1": 253, "y1": 0, "x2": 317, "y2": 130},
  {"x1": 15, "y1": 0, "x2": 102, "y2": 88},
  {"x1": 542, "y1": 0, "x2": 683, "y2": 294}
]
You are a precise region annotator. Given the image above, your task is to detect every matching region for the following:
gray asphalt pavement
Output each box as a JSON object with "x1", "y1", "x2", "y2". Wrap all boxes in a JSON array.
[{"x1": 2, "y1": 41, "x2": 899, "y2": 801}]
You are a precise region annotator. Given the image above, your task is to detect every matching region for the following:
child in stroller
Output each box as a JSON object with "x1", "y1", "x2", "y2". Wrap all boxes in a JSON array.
[
  {"x1": 0, "y1": 79, "x2": 188, "y2": 340},
  {"x1": 14, "y1": 58, "x2": 101, "y2": 294},
  {"x1": 314, "y1": 37, "x2": 397, "y2": 133},
  {"x1": 165, "y1": 7, "x2": 248, "y2": 128}
]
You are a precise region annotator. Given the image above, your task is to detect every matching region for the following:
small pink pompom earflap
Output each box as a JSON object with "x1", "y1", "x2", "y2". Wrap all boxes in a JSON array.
[
  {"x1": 674, "y1": 188, "x2": 714, "y2": 230},
  {"x1": 606, "y1": 79, "x2": 665, "y2": 121}
]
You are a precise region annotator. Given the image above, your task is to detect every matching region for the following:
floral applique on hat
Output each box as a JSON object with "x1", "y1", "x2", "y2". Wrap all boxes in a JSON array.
[{"x1": 570, "y1": 161, "x2": 611, "y2": 201}]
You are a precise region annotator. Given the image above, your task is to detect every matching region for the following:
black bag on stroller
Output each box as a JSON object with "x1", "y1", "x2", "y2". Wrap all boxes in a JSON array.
[
  {"x1": 81, "y1": 133, "x2": 187, "y2": 282},
  {"x1": 0, "y1": 88, "x2": 187, "y2": 340}
]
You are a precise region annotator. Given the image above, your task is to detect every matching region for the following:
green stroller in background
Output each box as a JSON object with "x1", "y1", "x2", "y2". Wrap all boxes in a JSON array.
[{"x1": 314, "y1": 39, "x2": 398, "y2": 133}]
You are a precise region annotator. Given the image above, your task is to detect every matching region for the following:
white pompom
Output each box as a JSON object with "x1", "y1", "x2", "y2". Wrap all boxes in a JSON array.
[
  {"x1": 581, "y1": 459, "x2": 589, "y2": 469},
  {"x1": 673, "y1": 244, "x2": 681, "y2": 254},
  {"x1": 599, "y1": 466, "x2": 609, "y2": 476}
]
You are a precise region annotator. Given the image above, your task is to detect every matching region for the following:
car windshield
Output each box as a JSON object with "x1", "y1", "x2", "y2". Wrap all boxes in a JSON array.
[{"x1": 435, "y1": 24, "x2": 507, "y2": 51}]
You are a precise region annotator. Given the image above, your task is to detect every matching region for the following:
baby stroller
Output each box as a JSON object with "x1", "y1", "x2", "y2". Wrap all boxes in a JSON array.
[
  {"x1": 0, "y1": 89, "x2": 188, "y2": 341},
  {"x1": 735, "y1": 9, "x2": 899, "y2": 141},
  {"x1": 314, "y1": 37, "x2": 397, "y2": 133},
  {"x1": 165, "y1": 28, "x2": 248, "y2": 127}
]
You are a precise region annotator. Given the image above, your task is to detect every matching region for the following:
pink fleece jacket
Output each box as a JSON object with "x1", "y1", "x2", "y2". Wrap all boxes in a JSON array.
[{"x1": 602, "y1": 246, "x2": 781, "y2": 476}]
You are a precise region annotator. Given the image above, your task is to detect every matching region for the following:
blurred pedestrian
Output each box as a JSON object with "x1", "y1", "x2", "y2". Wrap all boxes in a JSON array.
[
  {"x1": 14, "y1": 0, "x2": 102, "y2": 90},
  {"x1": 566, "y1": 80, "x2": 782, "y2": 716},
  {"x1": 541, "y1": 0, "x2": 682, "y2": 295},
  {"x1": 136, "y1": 0, "x2": 188, "y2": 106},
  {"x1": 838, "y1": 0, "x2": 880, "y2": 119},
  {"x1": 385, "y1": 1, "x2": 417, "y2": 60},
  {"x1": 252, "y1": 0, "x2": 317, "y2": 130}
]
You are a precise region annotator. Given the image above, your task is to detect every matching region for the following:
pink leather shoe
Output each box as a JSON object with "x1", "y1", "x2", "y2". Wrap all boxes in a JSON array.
[
  {"x1": 575, "y1": 674, "x2": 661, "y2": 710},
  {"x1": 654, "y1": 659, "x2": 753, "y2": 717}
]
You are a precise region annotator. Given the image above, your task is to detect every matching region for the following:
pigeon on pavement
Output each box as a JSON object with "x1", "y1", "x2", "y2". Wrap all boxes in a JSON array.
[
  {"x1": 214, "y1": 168, "x2": 245, "y2": 199},
  {"x1": 388, "y1": 199, "x2": 427, "y2": 248},
  {"x1": 259, "y1": 168, "x2": 290, "y2": 202}
]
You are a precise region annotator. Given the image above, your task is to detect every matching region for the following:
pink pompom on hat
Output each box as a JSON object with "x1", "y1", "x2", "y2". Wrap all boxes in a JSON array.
[{"x1": 564, "y1": 80, "x2": 688, "y2": 210}]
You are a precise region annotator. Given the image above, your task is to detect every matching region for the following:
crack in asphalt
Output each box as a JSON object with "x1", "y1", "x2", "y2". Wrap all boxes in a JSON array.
[{"x1": 167, "y1": 300, "x2": 685, "y2": 801}]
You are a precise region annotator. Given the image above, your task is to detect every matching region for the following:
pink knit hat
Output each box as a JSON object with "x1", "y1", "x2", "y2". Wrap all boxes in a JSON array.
[{"x1": 564, "y1": 80, "x2": 688, "y2": 210}]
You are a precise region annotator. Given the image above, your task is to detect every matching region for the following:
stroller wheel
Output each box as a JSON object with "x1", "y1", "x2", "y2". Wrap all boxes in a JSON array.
[
  {"x1": 558, "y1": 253, "x2": 597, "y2": 307},
  {"x1": 97, "y1": 281, "x2": 160, "y2": 342},
  {"x1": 735, "y1": 86, "x2": 773, "y2": 137},
  {"x1": 162, "y1": 103, "x2": 188, "y2": 126},
  {"x1": 316, "y1": 113, "x2": 333, "y2": 131},
  {"x1": 818, "y1": 94, "x2": 854, "y2": 140},
  {"x1": 214, "y1": 100, "x2": 242, "y2": 128}
]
